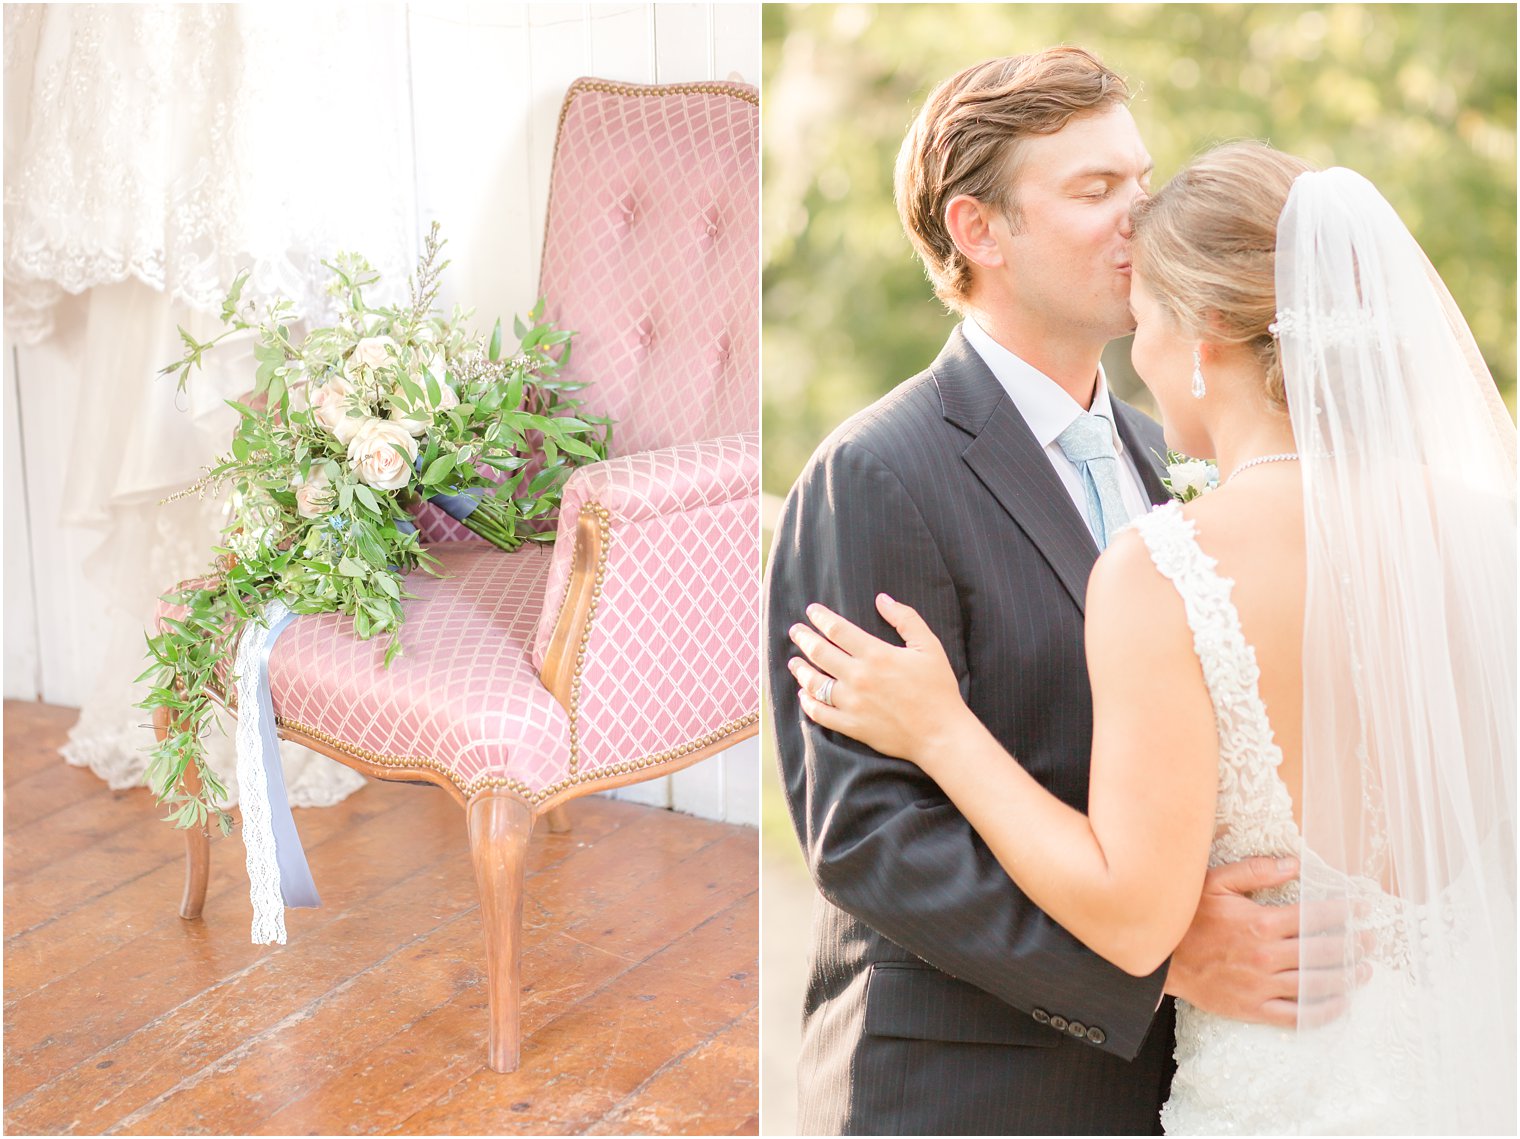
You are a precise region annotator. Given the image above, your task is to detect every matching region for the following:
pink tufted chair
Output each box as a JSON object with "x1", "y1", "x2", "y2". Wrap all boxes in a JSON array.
[{"x1": 155, "y1": 78, "x2": 759, "y2": 1073}]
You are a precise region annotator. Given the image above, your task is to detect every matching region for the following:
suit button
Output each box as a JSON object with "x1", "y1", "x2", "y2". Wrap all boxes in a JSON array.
[
  {"x1": 1087, "y1": 1026, "x2": 1107, "y2": 1045},
  {"x1": 1049, "y1": 1015, "x2": 1068, "y2": 1031},
  {"x1": 1031, "y1": 1008, "x2": 1050, "y2": 1024},
  {"x1": 1066, "y1": 1020, "x2": 1086, "y2": 1037}
]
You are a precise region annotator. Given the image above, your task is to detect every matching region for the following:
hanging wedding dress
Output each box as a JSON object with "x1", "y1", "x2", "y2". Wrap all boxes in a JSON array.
[{"x1": 4, "y1": 4, "x2": 420, "y2": 807}]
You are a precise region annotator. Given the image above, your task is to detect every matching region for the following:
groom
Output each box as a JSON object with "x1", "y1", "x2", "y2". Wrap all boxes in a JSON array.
[{"x1": 766, "y1": 49, "x2": 1312, "y2": 1134}]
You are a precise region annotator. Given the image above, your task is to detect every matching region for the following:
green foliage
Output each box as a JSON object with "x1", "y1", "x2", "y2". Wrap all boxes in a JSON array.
[
  {"x1": 762, "y1": 3, "x2": 1517, "y2": 494},
  {"x1": 141, "y1": 224, "x2": 611, "y2": 833}
]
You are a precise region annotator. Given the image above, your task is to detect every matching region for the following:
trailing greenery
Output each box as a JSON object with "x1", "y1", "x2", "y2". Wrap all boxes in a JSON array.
[{"x1": 139, "y1": 224, "x2": 610, "y2": 834}]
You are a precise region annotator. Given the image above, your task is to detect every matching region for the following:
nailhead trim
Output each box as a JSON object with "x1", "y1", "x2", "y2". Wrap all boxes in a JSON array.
[
  {"x1": 274, "y1": 710, "x2": 759, "y2": 805},
  {"x1": 556, "y1": 78, "x2": 758, "y2": 140}
]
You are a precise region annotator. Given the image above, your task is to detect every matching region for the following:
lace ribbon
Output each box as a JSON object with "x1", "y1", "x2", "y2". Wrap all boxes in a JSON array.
[{"x1": 232, "y1": 597, "x2": 321, "y2": 945}]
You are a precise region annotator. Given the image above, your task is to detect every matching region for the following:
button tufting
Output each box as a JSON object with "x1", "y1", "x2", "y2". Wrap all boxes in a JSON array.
[
  {"x1": 615, "y1": 190, "x2": 636, "y2": 228},
  {"x1": 534, "y1": 80, "x2": 757, "y2": 459},
  {"x1": 699, "y1": 204, "x2": 721, "y2": 250}
]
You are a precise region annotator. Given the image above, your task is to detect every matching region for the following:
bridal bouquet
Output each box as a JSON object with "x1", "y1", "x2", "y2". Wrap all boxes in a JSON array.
[{"x1": 140, "y1": 224, "x2": 609, "y2": 834}]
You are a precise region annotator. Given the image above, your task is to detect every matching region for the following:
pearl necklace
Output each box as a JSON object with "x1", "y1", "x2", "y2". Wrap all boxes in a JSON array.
[{"x1": 1225, "y1": 452, "x2": 1299, "y2": 485}]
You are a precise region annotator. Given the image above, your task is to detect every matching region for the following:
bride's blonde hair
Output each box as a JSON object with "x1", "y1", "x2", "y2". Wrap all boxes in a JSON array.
[{"x1": 1130, "y1": 141, "x2": 1316, "y2": 409}]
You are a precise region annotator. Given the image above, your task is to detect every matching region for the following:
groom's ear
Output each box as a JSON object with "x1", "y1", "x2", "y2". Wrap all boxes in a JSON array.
[{"x1": 945, "y1": 194, "x2": 1006, "y2": 272}]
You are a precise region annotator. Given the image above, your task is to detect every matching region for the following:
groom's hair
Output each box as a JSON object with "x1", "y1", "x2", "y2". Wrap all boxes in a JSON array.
[{"x1": 896, "y1": 47, "x2": 1129, "y2": 310}]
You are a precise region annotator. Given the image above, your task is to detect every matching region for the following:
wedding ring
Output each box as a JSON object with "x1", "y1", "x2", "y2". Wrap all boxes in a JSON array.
[{"x1": 817, "y1": 677, "x2": 836, "y2": 707}]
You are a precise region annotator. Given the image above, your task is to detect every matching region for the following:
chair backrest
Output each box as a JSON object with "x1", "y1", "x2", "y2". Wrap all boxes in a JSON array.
[
  {"x1": 538, "y1": 78, "x2": 759, "y2": 457},
  {"x1": 413, "y1": 78, "x2": 757, "y2": 544}
]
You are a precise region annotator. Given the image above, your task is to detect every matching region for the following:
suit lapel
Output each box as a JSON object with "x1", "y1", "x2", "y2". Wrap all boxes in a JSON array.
[
  {"x1": 1113, "y1": 403, "x2": 1170, "y2": 506},
  {"x1": 932, "y1": 328, "x2": 1099, "y2": 615}
]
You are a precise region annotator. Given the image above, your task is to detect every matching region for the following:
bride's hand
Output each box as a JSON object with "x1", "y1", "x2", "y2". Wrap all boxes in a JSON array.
[{"x1": 788, "y1": 593, "x2": 970, "y2": 769}]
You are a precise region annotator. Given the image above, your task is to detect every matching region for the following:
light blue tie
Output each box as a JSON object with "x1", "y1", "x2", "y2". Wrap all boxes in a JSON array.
[{"x1": 1055, "y1": 412, "x2": 1132, "y2": 550}]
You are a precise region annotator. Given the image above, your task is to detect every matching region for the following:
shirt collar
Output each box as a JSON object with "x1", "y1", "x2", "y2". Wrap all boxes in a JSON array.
[{"x1": 962, "y1": 315, "x2": 1125, "y2": 454}]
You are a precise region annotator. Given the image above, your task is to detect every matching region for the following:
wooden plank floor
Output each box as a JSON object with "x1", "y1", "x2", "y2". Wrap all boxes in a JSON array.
[{"x1": 3, "y1": 701, "x2": 758, "y2": 1136}]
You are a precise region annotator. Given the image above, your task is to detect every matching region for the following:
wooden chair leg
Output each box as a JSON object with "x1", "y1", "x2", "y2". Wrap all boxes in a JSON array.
[
  {"x1": 154, "y1": 706, "x2": 210, "y2": 921},
  {"x1": 467, "y1": 790, "x2": 534, "y2": 1073},
  {"x1": 544, "y1": 804, "x2": 572, "y2": 833}
]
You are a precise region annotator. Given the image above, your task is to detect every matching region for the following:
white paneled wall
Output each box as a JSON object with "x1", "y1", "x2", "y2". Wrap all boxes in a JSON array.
[
  {"x1": 2, "y1": 3, "x2": 759, "y2": 825},
  {"x1": 4, "y1": 346, "x2": 42, "y2": 695}
]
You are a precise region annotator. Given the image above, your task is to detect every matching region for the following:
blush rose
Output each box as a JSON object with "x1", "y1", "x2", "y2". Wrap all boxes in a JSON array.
[{"x1": 347, "y1": 418, "x2": 419, "y2": 491}]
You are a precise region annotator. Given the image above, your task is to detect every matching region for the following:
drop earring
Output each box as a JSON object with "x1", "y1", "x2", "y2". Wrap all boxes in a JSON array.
[{"x1": 1191, "y1": 347, "x2": 1206, "y2": 399}]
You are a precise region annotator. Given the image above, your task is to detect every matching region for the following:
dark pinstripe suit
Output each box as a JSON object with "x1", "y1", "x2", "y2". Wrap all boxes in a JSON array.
[{"x1": 765, "y1": 326, "x2": 1177, "y2": 1135}]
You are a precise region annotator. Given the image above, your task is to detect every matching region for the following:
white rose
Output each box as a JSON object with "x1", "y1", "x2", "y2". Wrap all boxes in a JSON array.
[
  {"x1": 308, "y1": 375, "x2": 367, "y2": 445},
  {"x1": 347, "y1": 418, "x2": 418, "y2": 491},
  {"x1": 1168, "y1": 459, "x2": 1217, "y2": 500},
  {"x1": 344, "y1": 335, "x2": 398, "y2": 378},
  {"x1": 292, "y1": 467, "x2": 335, "y2": 519}
]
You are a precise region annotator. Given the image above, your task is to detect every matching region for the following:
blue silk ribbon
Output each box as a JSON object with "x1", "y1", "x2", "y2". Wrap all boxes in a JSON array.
[
  {"x1": 427, "y1": 485, "x2": 487, "y2": 521},
  {"x1": 255, "y1": 607, "x2": 321, "y2": 909}
]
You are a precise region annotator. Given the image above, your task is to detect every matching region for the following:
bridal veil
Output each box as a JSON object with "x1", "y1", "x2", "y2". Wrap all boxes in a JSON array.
[{"x1": 1275, "y1": 168, "x2": 1516, "y2": 1131}]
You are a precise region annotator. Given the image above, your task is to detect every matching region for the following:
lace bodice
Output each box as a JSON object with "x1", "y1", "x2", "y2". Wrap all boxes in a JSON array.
[
  {"x1": 1130, "y1": 502, "x2": 1473, "y2": 1134},
  {"x1": 1131, "y1": 503, "x2": 1300, "y2": 893}
]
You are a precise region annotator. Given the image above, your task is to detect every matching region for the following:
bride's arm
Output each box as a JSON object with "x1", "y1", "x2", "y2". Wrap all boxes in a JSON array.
[{"x1": 792, "y1": 530, "x2": 1220, "y2": 977}]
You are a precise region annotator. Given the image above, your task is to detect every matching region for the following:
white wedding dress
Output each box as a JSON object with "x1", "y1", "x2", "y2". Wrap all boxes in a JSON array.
[{"x1": 1133, "y1": 502, "x2": 1505, "y2": 1135}]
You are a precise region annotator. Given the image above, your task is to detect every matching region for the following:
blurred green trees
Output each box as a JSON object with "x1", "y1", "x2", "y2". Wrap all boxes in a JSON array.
[{"x1": 762, "y1": 4, "x2": 1517, "y2": 494}]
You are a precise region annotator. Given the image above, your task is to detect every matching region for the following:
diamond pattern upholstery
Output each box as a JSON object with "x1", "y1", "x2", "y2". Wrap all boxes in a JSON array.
[
  {"x1": 154, "y1": 547, "x2": 572, "y2": 799},
  {"x1": 268, "y1": 543, "x2": 572, "y2": 798},
  {"x1": 576, "y1": 493, "x2": 757, "y2": 771},
  {"x1": 530, "y1": 432, "x2": 759, "y2": 776},
  {"x1": 532, "y1": 431, "x2": 759, "y2": 671},
  {"x1": 539, "y1": 81, "x2": 759, "y2": 454}
]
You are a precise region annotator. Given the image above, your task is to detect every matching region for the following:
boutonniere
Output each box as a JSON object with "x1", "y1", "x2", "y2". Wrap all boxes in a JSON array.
[{"x1": 1158, "y1": 449, "x2": 1218, "y2": 503}]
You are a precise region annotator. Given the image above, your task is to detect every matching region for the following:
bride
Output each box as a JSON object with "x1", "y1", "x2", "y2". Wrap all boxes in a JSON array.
[{"x1": 786, "y1": 142, "x2": 1516, "y2": 1134}]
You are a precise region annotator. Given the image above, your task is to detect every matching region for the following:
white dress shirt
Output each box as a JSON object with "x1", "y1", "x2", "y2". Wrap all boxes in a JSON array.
[{"x1": 962, "y1": 316, "x2": 1150, "y2": 545}]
